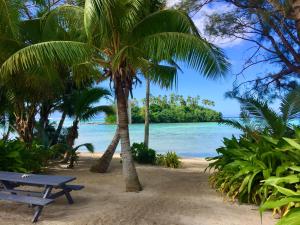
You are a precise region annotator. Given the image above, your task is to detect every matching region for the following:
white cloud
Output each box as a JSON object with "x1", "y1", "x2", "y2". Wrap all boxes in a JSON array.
[
  {"x1": 166, "y1": 1, "x2": 244, "y2": 48},
  {"x1": 166, "y1": 0, "x2": 181, "y2": 7}
]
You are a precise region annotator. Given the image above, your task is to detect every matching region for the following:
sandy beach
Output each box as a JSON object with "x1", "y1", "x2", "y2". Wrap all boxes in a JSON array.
[{"x1": 0, "y1": 153, "x2": 275, "y2": 225}]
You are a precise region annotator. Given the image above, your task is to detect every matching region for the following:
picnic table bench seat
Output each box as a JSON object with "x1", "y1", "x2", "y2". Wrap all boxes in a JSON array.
[
  {"x1": 0, "y1": 171, "x2": 84, "y2": 223},
  {"x1": 65, "y1": 184, "x2": 84, "y2": 191},
  {"x1": 0, "y1": 191, "x2": 54, "y2": 206}
]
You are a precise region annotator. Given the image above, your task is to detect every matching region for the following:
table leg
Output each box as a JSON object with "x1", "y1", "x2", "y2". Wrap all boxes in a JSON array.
[
  {"x1": 63, "y1": 188, "x2": 74, "y2": 204},
  {"x1": 32, "y1": 185, "x2": 53, "y2": 223}
]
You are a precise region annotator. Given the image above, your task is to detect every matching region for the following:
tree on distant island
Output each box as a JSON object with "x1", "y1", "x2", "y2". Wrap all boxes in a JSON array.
[{"x1": 105, "y1": 94, "x2": 221, "y2": 124}]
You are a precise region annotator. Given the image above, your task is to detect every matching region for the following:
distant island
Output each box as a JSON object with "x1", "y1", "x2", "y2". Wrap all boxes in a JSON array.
[{"x1": 105, "y1": 94, "x2": 222, "y2": 124}]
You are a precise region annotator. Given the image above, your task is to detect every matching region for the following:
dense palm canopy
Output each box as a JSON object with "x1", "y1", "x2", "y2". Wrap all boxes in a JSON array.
[{"x1": 0, "y1": 0, "x2": 230, "y2": 191}]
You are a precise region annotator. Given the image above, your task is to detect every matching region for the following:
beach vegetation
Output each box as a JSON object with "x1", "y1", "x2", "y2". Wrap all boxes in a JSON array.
[
  {"x1": 131, "y1": 142, "x2": 157, "y2": 165},
  {"x1": 208, "y1": 89, "x2": 300, "y2": 223},
  {"x1": 130, "y1": 143, "x2": 181, "y2": 168},
  {"x1": 0, "y1": 0, "x2": 229, "y2": 191},
  {"x1": 159, "y1": 151, "x2": 181, "y2": 168},
  {"x1": 0, "y1": 139, "x2": 54, "y2": 173},
  {"x1": 60, "y1": 87, "x2": 113, "y2": 165},
  {"x1": 130, "y1": 94, "x2": 222, "y2": 123}
]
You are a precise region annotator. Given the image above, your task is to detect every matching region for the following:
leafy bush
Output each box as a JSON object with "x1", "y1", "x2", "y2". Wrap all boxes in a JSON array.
[
  {"x1": 156, "y1": 154, "x2": 166, "y2": 166},
  {"x1": 207, "y1": 133, "x2": 300, "y2": 204},
  {"x1": 164, "y1": 152, "x2": 181, "y2": 168},
  {"x1": 0, "y1": 140, "x2": 53, "y2": 173},
  {"x1": 156, "y1": 152, "x2": 181, "y2": 168},
  {"x1": 131, "y1": 142, "x2": 156, "y2": 164},
  {"x1": 259, "y1": 155, "x2": 300, "y2": 225}
]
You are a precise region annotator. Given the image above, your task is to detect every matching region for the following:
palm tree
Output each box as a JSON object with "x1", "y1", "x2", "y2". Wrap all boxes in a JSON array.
[
  {"x1": 0, "y1": 0, "x2": 229, "y2": 191},
  {"x1": 61, "y1": 87, "x2": 113, "y2": 163},
  {"x1": 90, "y1": 127, "x2": 120, "y2": 173},
  {"x1": 222, "y1": 88, "x2": 300, "y2": 138}
]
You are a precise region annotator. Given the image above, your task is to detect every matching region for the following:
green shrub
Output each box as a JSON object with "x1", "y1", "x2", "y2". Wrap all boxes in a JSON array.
[
  {"x1": 156, "y1": 154, "x2": 166, "y2": 166},
  {"x1": 0, "y1": 139, "x2": 54, "y2": 173},
  {"x1": 164, "y1": 151, "x2": 181, "y2": 168},
  {"x1": 207, "y1": 131, "x2": 300, "y2": 223},
  {"x1": 105, "y1": 114, "x2": 117, "y2": 124},
  {"x1": 156, "y1": 152, "x2": 181, "y2": 168},
  {"x1": 131, "y1": 142, "x2": 156, "y2": 164},
  {"x1": 207, "y1": 134, "x2": 300, "y2": 204},
  {"x1": 260, "y1": 166, "x2": 300, "y2": 225}
]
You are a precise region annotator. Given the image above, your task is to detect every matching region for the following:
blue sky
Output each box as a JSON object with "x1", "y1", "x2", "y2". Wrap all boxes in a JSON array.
[
  {"x1": 118, "y1": 1, "x2": 280, "y2": 117},
  {"x1": 124, "y1": 42, "x2": 253, "y2": 117}
]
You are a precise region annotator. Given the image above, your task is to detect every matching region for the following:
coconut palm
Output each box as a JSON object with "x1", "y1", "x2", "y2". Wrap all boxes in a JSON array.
[
  {"x1": 0, "y1": 0, "x2": 229, "y2": 191},
  {"x1": 61, "y1": 87, "x2": 113, "y2": 163}
]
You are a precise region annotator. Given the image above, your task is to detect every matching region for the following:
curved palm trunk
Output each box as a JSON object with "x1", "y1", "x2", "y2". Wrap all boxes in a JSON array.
[
  {"x1": 90, "y1": 127, "x2": 120, "y2": 173},
  {"x1": 51, "y1": 111, "x2": 67, "y2": 145},
  {"x1": 144, "y1": 78, "x2": 150, "y2": 148},
  {"x1": 62, "y1": 119, "x2": 78, "y2": 164},
  {"x1": 115, "y1": 76, "x2": 142, "y2": 192}
]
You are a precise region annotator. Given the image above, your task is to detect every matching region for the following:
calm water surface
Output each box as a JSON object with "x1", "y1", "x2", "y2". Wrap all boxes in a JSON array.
[{"x1": 73, "y1": 121, "x2": 241, "y2": 157}]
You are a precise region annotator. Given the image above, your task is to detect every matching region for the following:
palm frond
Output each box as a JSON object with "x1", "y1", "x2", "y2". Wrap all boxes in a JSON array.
[
  {"x1": 0, "y1": 41, "x2": 92, "y2": 77},
  {"x1": 220, "y1": 119, "x2": 247, "y2": 132},
  {"x1": 71, "y1": 62, "x2": 102, "y2": 87},
  {"x1": 41, "y1": 5, "x2": 86, "y2": 42},
  {"x1": 236, "y1": 97, "x2": 285, "y2": 137},
  {"x1": 138, "y1": 32, "x2": 229, "y2": 78},
  {"x1": 72, "y1": 87, "x2": 111, "y2": 118},
  {"x1": 0, "y1": 0, "x2": 21, "y2": 39},
  {"x1": 280, "y1": 87, "x2": 300, "y2": 122},
  {"x1": 81, "y1": 105, "x2": 114, "y2": 121},
  {"x1": 130, "y1": 9, "x2": 199, "y2": 41},
  {"x1": 146, "y1": 63, "x2": 178, "y2": 89},
  {"x1": 73, "y1": 143, "x2": 94, "y2": 153}
]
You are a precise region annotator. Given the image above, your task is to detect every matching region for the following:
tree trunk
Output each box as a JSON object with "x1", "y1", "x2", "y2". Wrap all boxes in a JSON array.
[
  {"x1": 90, "y1": 127, "x2": 120, "y2": 173},
  {"x1": 51, "y1": 111, "x2": 67, "y2": 145},
  {"x1": 62, "y1": 119, "x2": 78, "y2": 164},
  {"x1": 144, "y1": 78, "x2": 150, "y2": 148},
  {"x1": 115, "y1": 75, "x2": 142, "y2": 192},
  {"x1": 15, "y1": 114, "x2": 35, "y2": 143},
  {"x1": 292, "y1": 0, "x2": 300, "y2": 38}
]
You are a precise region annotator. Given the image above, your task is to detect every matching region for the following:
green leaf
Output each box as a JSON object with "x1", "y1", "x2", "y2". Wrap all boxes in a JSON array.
[
  {"x1": 283, "y1": 138, "x2": 300, "y2": 150},
  {"x1": 260, "y1": 196, "x2": 300, "y2": 212},
  {"x1": 277, "y1": 208, "x2": 300, "y2": 225}
]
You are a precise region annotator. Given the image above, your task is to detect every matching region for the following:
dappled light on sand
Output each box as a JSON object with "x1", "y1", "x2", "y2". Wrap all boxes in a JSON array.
[{"x1": 0, "y1": 154, "x2": 275, "y2": 225}]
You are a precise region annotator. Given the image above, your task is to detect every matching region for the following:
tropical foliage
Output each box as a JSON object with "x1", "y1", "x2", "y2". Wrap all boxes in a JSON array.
[
  {"x1": 0, "y1": 140, "x2": 55, "y2": 173},
  {"x1": 130, "y1": 94, "x2": 222, "y2": 123},
  {"x1": 0, "y1": 0, "x2": 229, "y2": 191},
  {"x1": 131, "y1": 142, "x2": 157, "y2": 164},
  {"x1": 130, "y1": 142, "x2": 181, "y2": 168},
  {"x1": 208, "y1": 89, "x2": 300, "y2": 223},
  {"x1": 157, "y1": 152, "x2": 181, "y2": 168}
]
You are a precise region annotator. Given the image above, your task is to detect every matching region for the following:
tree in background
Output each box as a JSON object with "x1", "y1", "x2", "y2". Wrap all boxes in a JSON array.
[
  {"x1": 131, "y1": 95, "x2": 221, "y2": 123},
  {"x1": 177, "y1": 0, "x2": 300, "y2": 98},
  {"x1": 0, "y1": 0, "x2": 229, "y2": 191},
  {"x1": 61, "y1": 87, "x2": 113, "y2": 165}
]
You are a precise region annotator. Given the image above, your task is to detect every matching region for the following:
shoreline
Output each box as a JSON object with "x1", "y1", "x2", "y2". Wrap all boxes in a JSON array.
[{"x1": 79, "y1": 152, "x2": 212, "y2": 161}]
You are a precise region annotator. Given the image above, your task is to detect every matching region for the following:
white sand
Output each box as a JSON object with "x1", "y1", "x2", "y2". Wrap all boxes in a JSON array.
[{"x1": 0, "y1": 153, "x2": 276, "y2": 225}]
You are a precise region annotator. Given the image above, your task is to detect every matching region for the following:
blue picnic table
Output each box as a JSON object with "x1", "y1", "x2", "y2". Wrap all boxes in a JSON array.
[{"x1": 0, "y1": 171, "x2": 84, "y2": 223}]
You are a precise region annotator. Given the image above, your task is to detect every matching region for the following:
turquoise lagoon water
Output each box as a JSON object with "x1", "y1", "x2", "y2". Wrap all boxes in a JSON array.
[{"x1": 73, "y1": 121, "x2": 241, "y2": 157}]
